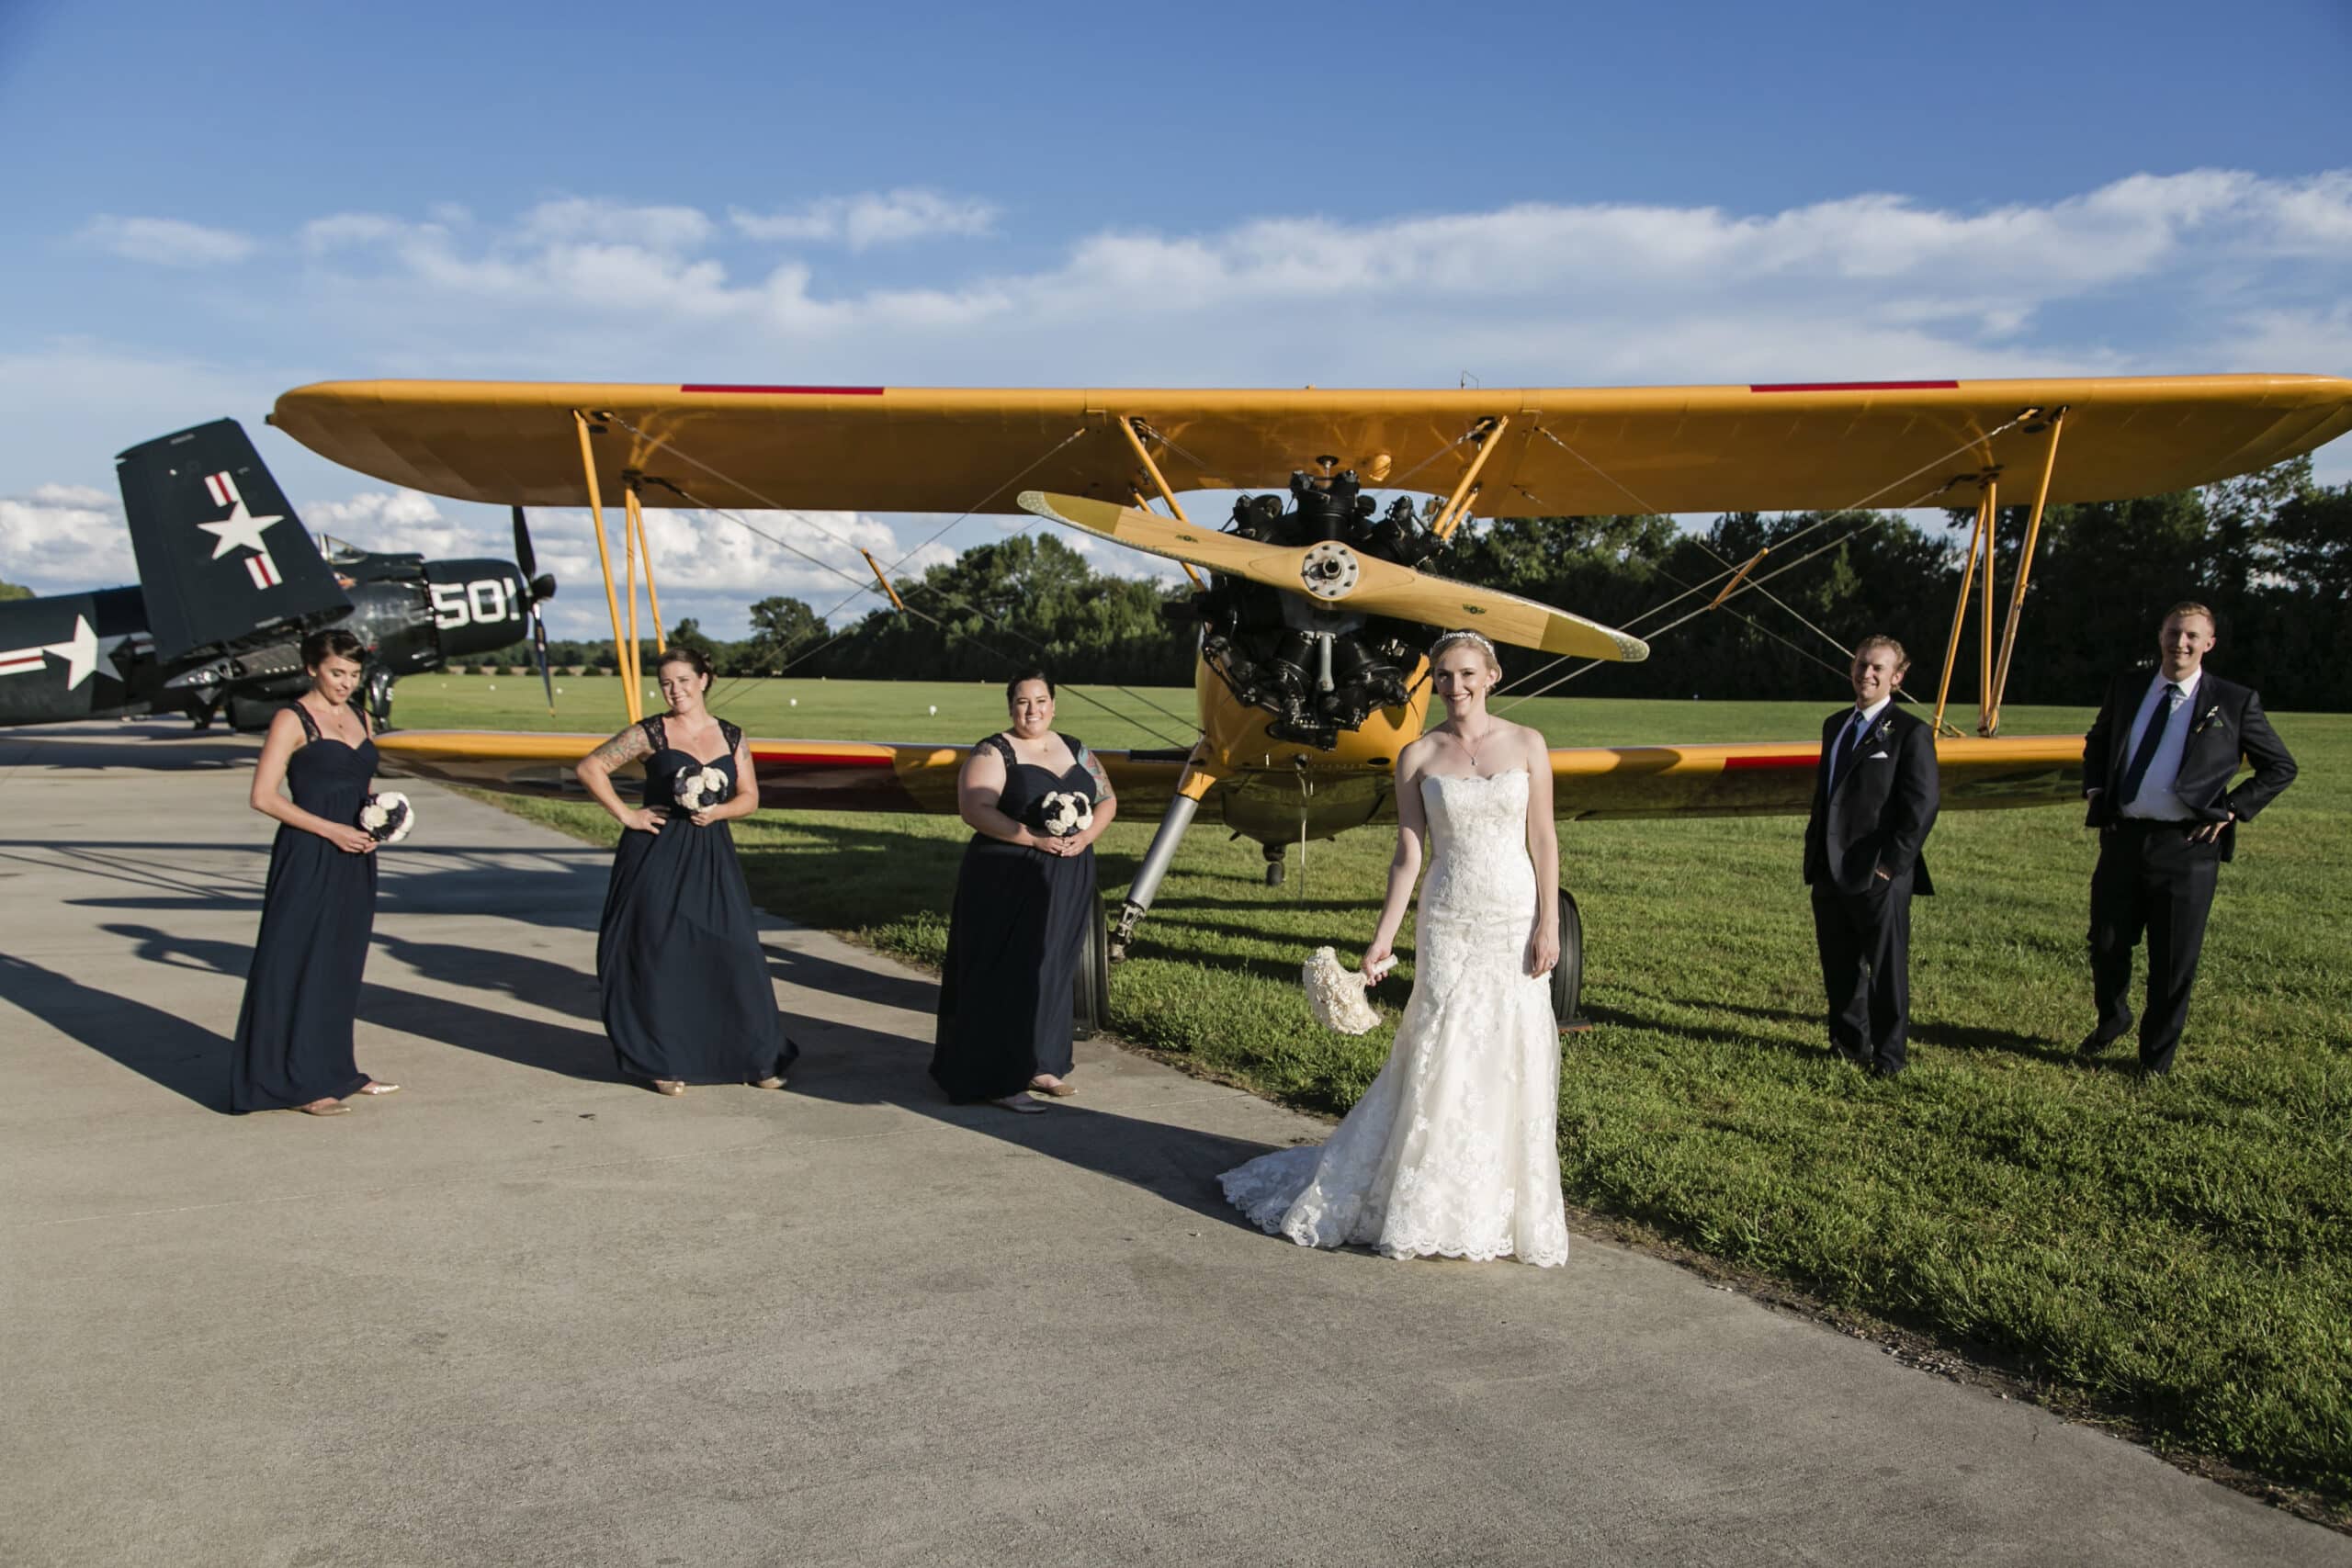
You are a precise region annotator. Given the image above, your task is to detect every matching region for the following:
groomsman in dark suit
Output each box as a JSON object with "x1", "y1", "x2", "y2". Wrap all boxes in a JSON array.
[
  {"x1": 1804, "y1": 636, "x2": 1939, "y2": 1077},
  {"x1": 2079, "y1": 602, "x2": 2297, "y2": 1077}
]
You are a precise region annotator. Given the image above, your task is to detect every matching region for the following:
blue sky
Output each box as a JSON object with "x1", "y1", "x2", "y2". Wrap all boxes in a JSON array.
[{"x1": 3, "y1": 0, "x2": 2347, "y2": 637}]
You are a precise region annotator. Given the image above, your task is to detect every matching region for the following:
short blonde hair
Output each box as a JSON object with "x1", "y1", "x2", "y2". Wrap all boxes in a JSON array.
[
  {"x1": 1429, "y1": 628, "x2": 1502, "y2": 674},
  {"x1": 1852, "y1": 634, "x2": 1909, "y2": 672},
  {"x1": 2162, "y1": 601, "x2": 2215, "y2": 630}
]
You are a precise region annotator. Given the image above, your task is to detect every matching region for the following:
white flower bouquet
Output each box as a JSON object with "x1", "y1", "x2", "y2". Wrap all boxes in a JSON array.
[
  {"x1": 673, "y1": 766, "x2": 729, "y2": 812},
  {"x1": 357, "y1": 792, "x2": 416, "y2": 845},
  {"x1": 1301, "y1": 946, "x2": 1381, "y2": 1035},
  {"x1": 1037, "y1": 790, "x2": 1093, "y2": 839}
]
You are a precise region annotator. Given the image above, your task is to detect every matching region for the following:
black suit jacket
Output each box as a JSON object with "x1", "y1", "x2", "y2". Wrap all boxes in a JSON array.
[
  {"x1": 2081, "y1": 669, "x2": 2296, "y2": 861},
  {"x1": 1804, "y1": 704, "x2": 1939, "y2": 896}
]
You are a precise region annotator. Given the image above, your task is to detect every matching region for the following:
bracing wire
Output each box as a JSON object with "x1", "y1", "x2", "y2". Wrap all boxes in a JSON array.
[
  {"x1": 1494, "y1": 418, "x2": 2022, "y2": 710},
  {"x1": 595, "y1": 416, "x2": 1197, "y2": 748}
]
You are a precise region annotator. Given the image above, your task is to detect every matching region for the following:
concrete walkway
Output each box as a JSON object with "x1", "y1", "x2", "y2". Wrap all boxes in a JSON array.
[{"x1": 1, "y1": 722, "x2": 2341, "y2": 1568}]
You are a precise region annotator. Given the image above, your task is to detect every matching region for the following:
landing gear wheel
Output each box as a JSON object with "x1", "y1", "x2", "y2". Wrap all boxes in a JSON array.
[
  {"x1": 1553, "y1": 887, "x2": 1590, "y2": 1032},
  {"x1": 1263, "y1": 843, "x2": 1285, "y2": 887},
  {"x1": 1072, "y1": 896, "x2": 1111, "y2": 1038},
  {"x1": 365, "y1": 668, "x2": 395, "y2": 731}
]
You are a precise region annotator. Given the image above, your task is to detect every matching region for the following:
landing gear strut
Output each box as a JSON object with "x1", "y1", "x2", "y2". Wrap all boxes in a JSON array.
[{"x1": 1107, "y1": 764, "x2": 1209, "y2": 963}]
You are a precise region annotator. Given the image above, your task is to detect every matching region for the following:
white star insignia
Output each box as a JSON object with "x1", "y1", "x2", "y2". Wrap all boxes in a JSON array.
[
  {"x1": 46, "y1": 615, "x2": 118, "y2": 691},
  {"x1": 198, "y1": 499, "x2": 284, "y2": 559}
]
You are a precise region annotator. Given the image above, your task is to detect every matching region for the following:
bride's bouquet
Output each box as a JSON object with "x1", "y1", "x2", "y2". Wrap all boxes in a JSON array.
[
  {"x1": 674, "y1": 766, "x2": 729, "y2": 812},
  {"x1": 357, "y1": 792, "x2": 416, "y2": 845},
  {"x1": 1301, "y1": 946, "x2": 1381, "y2": 1035},
  {"x1": 1037, "y1": 790, "x2": 1093, "y2": 839}
]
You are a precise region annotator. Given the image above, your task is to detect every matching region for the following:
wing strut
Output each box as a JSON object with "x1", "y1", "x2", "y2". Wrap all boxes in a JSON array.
[
  {"x1": 573, "y1": 411, "x2": 642, "y2": 723},
  {"x1": 1983, "y1": 409, "x2": 2067, "y2": 735},
  {"x1": 1115, "y1": 419, "x2": 1204, "y2": 589},
  {"x1": 623, "y1": 474, "x2": 669, "y2": 692},
  {"x1": 1930, "y1": 482, "x2": 1996, "y2": 735},
  {"x1": 1429, "y1": 417, "x2": 1509, "y2": 540}
]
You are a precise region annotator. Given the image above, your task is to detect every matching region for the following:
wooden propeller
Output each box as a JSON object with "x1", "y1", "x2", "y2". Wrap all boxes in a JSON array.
[{"x1": 1016, "y1": 491, "x2": 1648, "y2": 663}]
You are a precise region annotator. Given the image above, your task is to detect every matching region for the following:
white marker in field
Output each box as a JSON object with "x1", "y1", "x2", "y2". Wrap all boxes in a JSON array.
[
  {"x1": 789, "y1": 698, "x2": 797, "y2": 707},
  {"x1": 928, "y1": 705, "x2": 937, "y2": 715}
]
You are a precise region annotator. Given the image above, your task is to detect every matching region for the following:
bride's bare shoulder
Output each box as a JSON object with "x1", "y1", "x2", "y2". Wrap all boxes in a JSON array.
[{"x1": 1510, "y1": 721, "x2": 1551, "y2": 763}]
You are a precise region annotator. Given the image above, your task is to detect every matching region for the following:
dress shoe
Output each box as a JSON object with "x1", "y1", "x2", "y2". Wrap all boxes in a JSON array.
[
  {"x1": 1868, "y1": 1061, "x2": 1904, "y2": 1080},
  {"x1": 2076, "y1": 1030, "x2": 2125, "y2": 1058}
]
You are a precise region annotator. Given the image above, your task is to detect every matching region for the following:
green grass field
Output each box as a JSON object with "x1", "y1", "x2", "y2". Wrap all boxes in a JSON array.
[{"x1": 398, "y1": 671, "x2": 2352, "y2": 1505}]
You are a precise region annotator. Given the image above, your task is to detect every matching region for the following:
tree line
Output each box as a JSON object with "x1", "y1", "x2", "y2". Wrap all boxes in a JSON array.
[{"x1": 485, "y1": 458, "x2": 2352, "y2": 711}]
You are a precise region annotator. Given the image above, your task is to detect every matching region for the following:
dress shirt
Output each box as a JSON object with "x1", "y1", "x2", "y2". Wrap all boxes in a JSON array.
[
  {"x1": 1831, "y1": 697, "x2": 1891, "y2": 789},
  {"x1": 2119, "y1": 668, "x2": 2203, "y2": 820}
]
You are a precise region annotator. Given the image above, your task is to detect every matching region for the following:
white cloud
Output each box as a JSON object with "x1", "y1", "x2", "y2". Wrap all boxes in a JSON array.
[
  {"x1": 729, "y1": 188, "x2": 1001, "y2": 250},
  {"x1": 304, "y1": 489, "x2": 478, "y2": 559},
  {"x1": 0, "y1": 488, "x2": 131, "y2": 591},
  {"x1": 514, "y1": 197, "x2": 715, "y2": 254},
  {"x1": 17, "y1": 169, "x2": 2350, "y2": 595},
  {"x1": 79, "y1": 215, "x2": 256, "y2": 268}
]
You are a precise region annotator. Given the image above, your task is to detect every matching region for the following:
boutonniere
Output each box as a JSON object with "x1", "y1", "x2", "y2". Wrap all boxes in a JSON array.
[
  {"x1": 1875, "y1": 717, "x2": 1894, "y2": 743},
  {"x1": 2190, "y1": 705, "x2": 2226, "y2": 737}
]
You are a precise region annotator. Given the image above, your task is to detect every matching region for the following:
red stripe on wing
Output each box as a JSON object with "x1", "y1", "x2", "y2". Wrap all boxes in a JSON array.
[
  {"x1": 679, "y1": 384, "x2": 886, "y2": 396},
  {"x1": 1723, "y1": 752, "x2": 1819, "y2": 771},
  {"x1": 1749, "y1": 380, "x2": 1961, "y2": 393}
]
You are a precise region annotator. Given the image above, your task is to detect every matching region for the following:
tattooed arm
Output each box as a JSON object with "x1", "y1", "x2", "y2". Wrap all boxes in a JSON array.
[
  {"x1": 576, "y1": 722, "x2": 664, "y2": 834},
  {"x1": 1069, "y1": 747, "x2": 1119, "y2": 852}
]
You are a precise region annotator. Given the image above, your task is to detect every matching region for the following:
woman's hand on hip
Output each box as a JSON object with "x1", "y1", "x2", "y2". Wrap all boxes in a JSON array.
[{"x1": 620, "y1": 807, "x2": 666, "y2": 835}]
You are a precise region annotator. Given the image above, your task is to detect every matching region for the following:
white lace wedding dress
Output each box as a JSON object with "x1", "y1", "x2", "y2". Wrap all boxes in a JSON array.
[{"x1": 1220, "y1": 770, "x2": 1569, "y2": 1267}]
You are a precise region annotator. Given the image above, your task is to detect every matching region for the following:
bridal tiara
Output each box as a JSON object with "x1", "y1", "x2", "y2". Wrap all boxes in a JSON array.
[{"x1": 1429, "y1": 628, "x2": 1500, "y2": 663}]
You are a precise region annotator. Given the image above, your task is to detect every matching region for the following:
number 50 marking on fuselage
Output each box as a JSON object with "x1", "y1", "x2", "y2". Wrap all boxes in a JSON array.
[{"x1": 431, "y1": 577, "x2": 517, "y2": 628}]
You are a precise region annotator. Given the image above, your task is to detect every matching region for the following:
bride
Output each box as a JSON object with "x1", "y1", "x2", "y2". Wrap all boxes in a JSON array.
[{"x1": 1220, "y1": 629, "x2": 1570, "y2": 1267}]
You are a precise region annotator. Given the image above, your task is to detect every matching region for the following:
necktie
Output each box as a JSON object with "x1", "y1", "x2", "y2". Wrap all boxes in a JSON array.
[
  {"x1": 1831, "y1": 712, "x2": 1871, "y2": 790},
  {"x1": 2117, "y1": 682, "x2": 2184, "y2": 808}
]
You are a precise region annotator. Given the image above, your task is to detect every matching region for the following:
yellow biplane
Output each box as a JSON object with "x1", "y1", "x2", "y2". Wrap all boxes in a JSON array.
[{"x1": 269, "y1": 373, "x2": 2352, "y2": 1025}]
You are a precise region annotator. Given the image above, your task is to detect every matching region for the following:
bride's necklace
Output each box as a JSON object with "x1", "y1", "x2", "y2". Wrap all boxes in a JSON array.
[{"x1": 1452, "y1": 720, "x2": 1499, "y2": 771}]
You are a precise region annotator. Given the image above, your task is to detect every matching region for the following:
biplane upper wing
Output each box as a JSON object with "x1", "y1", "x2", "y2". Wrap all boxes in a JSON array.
[{"x1": 272, "y1": 376, "x2": 2352, "y2": 517}]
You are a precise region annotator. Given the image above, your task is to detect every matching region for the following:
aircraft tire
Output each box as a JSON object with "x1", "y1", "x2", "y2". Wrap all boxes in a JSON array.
[
  {"x1": 366, "y1": 668, "x2": 395, "y2": 730},
  {"x1": 1552, "y1": 887, "x2": 1589, "y2": 1031},
  {"x1": 1072, "y1": 896, "x2": 1112, "y2": 1038}
]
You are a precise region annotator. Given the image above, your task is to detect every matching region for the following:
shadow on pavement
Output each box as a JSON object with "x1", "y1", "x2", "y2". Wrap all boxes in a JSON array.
[
  {"x1": 0, "y1": 950, "x2": 232, "y2": 1110},
  {"x1": 103, "y1": 923, "x2": 614, "y2": 1083},
  {"x1": 787, "y1": 1013, "x2": 1280, "y2": 1230}
]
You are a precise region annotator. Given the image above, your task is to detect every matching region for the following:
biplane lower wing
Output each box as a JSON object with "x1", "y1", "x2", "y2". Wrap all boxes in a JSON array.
[
  {"x1": 374, "y1": 730, "x2": 2086, "y2": 827},
  {"x1": 370, "y1": 732, "x2": 1193, "y2": 818},
  {"x1": 1543, "y1": 734, "x2": 2084, "y2": 820}
]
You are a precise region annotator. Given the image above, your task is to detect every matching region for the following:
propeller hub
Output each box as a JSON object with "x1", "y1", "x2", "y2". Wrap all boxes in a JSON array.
[{"x1": 1297, "y1": 541, "x2": 1361, "y2": 602}]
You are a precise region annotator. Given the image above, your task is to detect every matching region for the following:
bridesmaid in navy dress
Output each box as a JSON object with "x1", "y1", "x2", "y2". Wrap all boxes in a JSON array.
[
  {"x1": 231, "y1": 628, "x2": 399, "y2": 1116},
  {"x1": 577, "y1": 646, "x2": 796, "y2": 1095},
  {"x1": 932, "y1": 671, "x2": 1118, "y2": 1112}
]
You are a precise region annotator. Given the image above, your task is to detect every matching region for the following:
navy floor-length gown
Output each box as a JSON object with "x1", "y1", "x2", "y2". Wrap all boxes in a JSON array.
[
  {"x1": 597, "y1": 715, "x2": 796, "y2": 1085},
  {"x1": 231, "y1": 704, "x2": 377, "y2": 1111},
  {"x1": 931, "y1": 733, "x2": 1098, "y2": 1101}
]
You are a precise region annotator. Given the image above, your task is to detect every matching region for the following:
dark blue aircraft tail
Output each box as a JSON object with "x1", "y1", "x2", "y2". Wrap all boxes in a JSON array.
[{"x1": 116, "y1": 419, "x2": 349, "y2": 661}]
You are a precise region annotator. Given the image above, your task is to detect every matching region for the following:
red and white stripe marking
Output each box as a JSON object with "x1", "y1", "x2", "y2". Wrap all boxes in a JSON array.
[
  {"x1": 0, "y1": 647, "x2": 46, "y2": 678},
  {"x1": 246, "y1": 553, "x2": 282, "y2": 590},
  {"x1": 204, "y1": 470, "x2": 243, "y2": 508}
]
